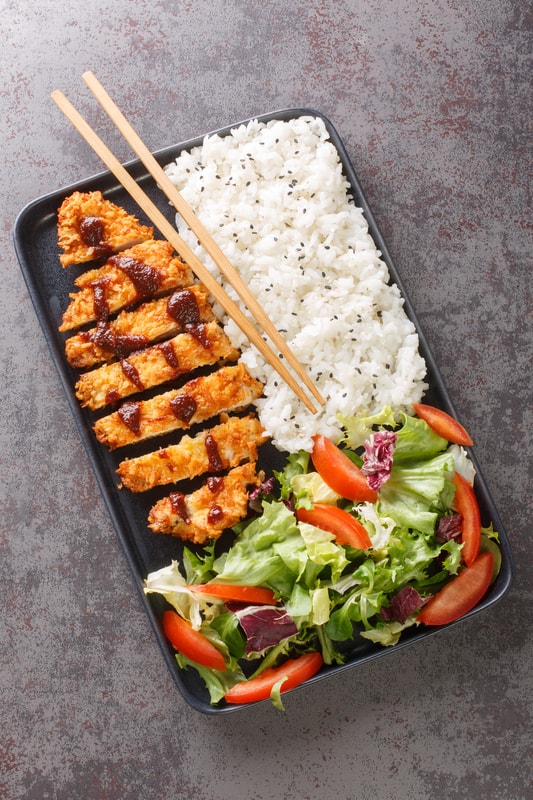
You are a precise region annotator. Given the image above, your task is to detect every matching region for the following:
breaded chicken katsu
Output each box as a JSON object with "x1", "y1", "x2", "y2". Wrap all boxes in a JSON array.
[
  {"x1": 93, "y1": 364, "x2": 264, "y2": 450},
  {"x1": 117, "y1": 414, "x2": 267, "y2": 492},
  {"x1": 59, "y1": 240, "x2": 194, "y2": 331},
  {"x1": 147, "y1": 462, "x2": 263, "y2": 543},
  {"x1": 57, "y1": 191, "x2": 153, "y2": 267},
  {"x1": 75, "y1": 321, "x2": 239, "y2": 410},
  {"x1": 57, "y1": 191, "x2": 268, "y2": 543},
  {"x1": 64, "y1": 284, "x2": 216, "y2": 369}
]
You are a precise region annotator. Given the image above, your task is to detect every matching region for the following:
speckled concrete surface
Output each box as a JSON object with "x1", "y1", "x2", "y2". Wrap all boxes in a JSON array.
[{"x1": 1, "y1": 1, "x2": 531, "y2": 798}]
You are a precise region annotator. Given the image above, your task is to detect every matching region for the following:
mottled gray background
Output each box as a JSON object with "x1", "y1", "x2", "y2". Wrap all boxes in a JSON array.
[{"x1": 1, "y1": 1, "x2": 531, "y2": 799}]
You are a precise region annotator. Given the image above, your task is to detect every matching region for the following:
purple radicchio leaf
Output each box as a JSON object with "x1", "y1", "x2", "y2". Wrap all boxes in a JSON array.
[
  {"x1": 234, "y1": 606, "x2": 298, "y2": 655},
  {"x1": 362, "y1": 430, "x2": 398, "y2": 491},
  {"x1": 380, "y1": 586, "x2": 429, "y2": 624},
  {"x1": 249, "y1": 475, "x2": 275, "y2": 499},
  {"x1": 436, "y1": 513, "x2": 463, "y2": 543},
  {"x1": 248, "y1": 476, "x2": 276, "y2": 513}
]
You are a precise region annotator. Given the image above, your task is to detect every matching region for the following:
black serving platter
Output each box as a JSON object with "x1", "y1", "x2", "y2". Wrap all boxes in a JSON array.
[{"x1": 13, "y1": 108, "x2": 514, "y2": 713}]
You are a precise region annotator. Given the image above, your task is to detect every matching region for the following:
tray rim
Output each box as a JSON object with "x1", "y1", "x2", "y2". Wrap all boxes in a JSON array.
[{"x1": 13, "y1": 106, "x2": 515, "y2": 714}]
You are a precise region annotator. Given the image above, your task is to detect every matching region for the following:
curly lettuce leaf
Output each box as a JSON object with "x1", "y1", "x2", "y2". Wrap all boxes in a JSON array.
[
  {"x1": 339, "y1": 405, "x2": 398, "y2": 449},
  {"x1": 182, "y1": 541, "x2": 217, "y2": 584},
  {"x1": 325, "y1": 524, "x2": 448, "y2": 641},
  {"x1": 379, "y1": 451, "x2": 456, "y2": 534},
  {"x1": 355, "y1": 502, "x2": 397, "y2": 551},
  {"x1": 360, "y1": 618, "x2": 417, "y2": 647},
  {"x1": 297, "y1": 521, "x2": 349, "y2": 583},
  {"x1": 212, "y1": 501, "x2": 309, "y2": 596},
  {"x1": 391, "y1": 413, "x2": 448, "y2": 463},
  {"x1": 449, "y1": 444, "x2": 476, "y2": 483},
  {"x1": 275, "y1": 450, "x2": 310, "y2": 500},
  {"x1": 176, "y1": 653, "x2": 245, "y2": 704},
  {"x1": 290, "y1": 471, "x2": 341, "y2": 507},
  {"x1": 144, "y1": 560, "x2": 218, "y2": 629}
]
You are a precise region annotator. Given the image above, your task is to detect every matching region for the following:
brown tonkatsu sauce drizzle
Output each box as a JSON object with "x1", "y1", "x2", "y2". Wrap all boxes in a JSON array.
[
  {"x1": 112, "y1": 333, "x2": 149, "y2": 359},
  {"x1": 89, "y1": 257, "x2": 161, "y2": 326},
  {"x1": 158, "y1": 340, "x2": 180, "y2": 370},
  {"x1": 166, "y1": 289, "x2": 212, "y2": 348},
  {"x1": 91, "y1": 278, "x2": 111, "y2": 322},
  {"x1": 207, "y1": 476, "x2": 224, "y2": 493},
  {"x1": 120, "y1": 359, "x2": 144, "y2": 391},
  {"x1": 80, "y1": 216, "x2": 105, "y2": 246},
  {"x1": 207, "y1": 505, "x2": 224, "y2": 525},
  {"x1": 105, "y1": 389, "x2": 121, "y2": 405},
  {"x1": 169, "y1": 394, "x2": 197, "y2": 424},
  {"x1": 109, "y1": 255, "x2": 162, "y2": 299},
  {"x1": 117, "y1": 400, "x2": 141, "y2": 435},
  {"x1": 205, "y1": 434, "x2": 223, "y2": 472},
  {"x1": 79, "y1": 216, "x2": 113, "y2": 259},
  {"x1": 79, "y1": 322, "x2": 148, "y2": 360},
  {"x1": 206, "y1": 475, "x2": 225, "y2": 524},
  {"x1": 169, "y1": 491, "x2": 191, "y2": 524},
  {"x1": 167, "y1": 288, "x2": 200, "y2": 327},
  {"x1": 186, "y1": 322, "x2": 212, "y2": 348}
]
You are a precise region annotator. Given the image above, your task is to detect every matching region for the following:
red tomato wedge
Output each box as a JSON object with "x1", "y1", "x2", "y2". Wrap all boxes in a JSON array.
[
  {"x1": 311, "y1": 434, "x2": 378, "y2": 503},
  {"x1": 417, "y1": 550, "x2": 494, "y2": 627},
  {"x1": 224, "y1": 652, "x2": 324, "y2": 705},
  {"x1": 162, "y1": 610, "x2": 226, "y2": 672},
  {"x1": 189, "y1": 583, "x2": 277, "y2": 605},
  {"x1": 453, "y1": 471, "x2": 481, "y2": 566},
  {"x1": 413, "y1": 403, "x2": 473, "y2": 446},
  {"x1": 296, "y1": 503, "x2": 372, "y2": 550}
]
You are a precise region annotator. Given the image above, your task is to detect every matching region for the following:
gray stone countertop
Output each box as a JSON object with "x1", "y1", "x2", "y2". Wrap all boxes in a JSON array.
[{"x1": 1, "y1": 2, "x2": 531, "y2": 799}]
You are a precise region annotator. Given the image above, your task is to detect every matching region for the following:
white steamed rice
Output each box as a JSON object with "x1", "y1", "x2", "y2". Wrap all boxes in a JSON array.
[{"x1": 164, "y1": 116, "x2": 427, "y2": 453}]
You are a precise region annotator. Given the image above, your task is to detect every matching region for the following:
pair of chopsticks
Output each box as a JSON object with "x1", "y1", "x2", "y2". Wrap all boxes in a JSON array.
[{"x1": 51, "y1": 72, "x2": 325, "y2": 415}]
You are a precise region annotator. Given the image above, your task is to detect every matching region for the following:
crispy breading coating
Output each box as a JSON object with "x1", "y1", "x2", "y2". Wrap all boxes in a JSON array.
[
  {"x1": 117, "y1": 414, "x2": 267, "y2": 492},
  {"x1": 75, "y1": 321, "x2": 239, "y2": 410},
  {"x1": 59, "y1": 240, "x2": 194, "y2": 331},
  {"x1": 147, "y1": 462, "x2": 262, "y2": 543},
  {"x1": 57, "y1": 190, "x2": 153, "y2": 267},
  {"x1": 93, "y1": 364, "x2": 264, "y2": 450},
  {"x1": 64, "y1": 285, "x2": 215, "y2": 369}
]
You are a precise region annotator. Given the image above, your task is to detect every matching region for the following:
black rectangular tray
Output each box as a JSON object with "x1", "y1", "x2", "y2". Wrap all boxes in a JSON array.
[{"x1": 13, "y1": 108, "x2": 514, "y2": 713}]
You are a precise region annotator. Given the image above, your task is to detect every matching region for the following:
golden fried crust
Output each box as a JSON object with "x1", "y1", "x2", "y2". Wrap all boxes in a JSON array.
[
  {"x1": 117, "y1": 414, "x2": 267, "y2": 492},
  {"x1": 93, "y1": 364, "x2": 264, "y2": 450},
  {"x1": 147, "y1": 462, "x2": 262, "y2": 543},
  {"x1": 64, "y1": 285, "x2": 215, "y2": 369},
  {"x1": 59, "y1": 240, "x2": 194, "y2": 332},
  {"x1": 75, "y1": 321, "x2": 239, "y2": 410},
  {"x1": 57, "y1": 191, "x2": 153, "y2": 267}
]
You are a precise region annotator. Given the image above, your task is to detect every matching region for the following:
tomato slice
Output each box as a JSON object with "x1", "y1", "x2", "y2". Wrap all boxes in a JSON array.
[
  {"x1": 453, "y1": 471, "x2": 481, "y2": 566},
  {"x1": 296, "y1": 503, "x2": 372, "y2": 549},
  {"x1": 189, "y1": 583, "x2": 277, "y2": 605},
  {"x1": 413, "y1": 403, "x2": 473, "y2": 446},
  {"x1": 416, "y1": 550, "x2": 494, "y2": 627},
  {"x1": 311, "y1": 434, "x2": 378, "y2": 503},
  {"x1": 224, "y1": 652, "x2": 323, "y2": 705},
  {"x1": 162, "y1": 610, "x2": 226, "y2": 672}
]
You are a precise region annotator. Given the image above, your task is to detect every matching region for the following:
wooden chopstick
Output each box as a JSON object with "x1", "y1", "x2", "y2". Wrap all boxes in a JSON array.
[
  {"x1": 51, "y1": 88, "x2": 321, "y2": 414},
  {"x1": 80, "y1": 71, "x2": 325, "y2": 410}
]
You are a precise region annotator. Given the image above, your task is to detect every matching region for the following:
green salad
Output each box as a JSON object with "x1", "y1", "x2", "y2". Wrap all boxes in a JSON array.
[{"x1": 145, "y1": 405, "x2": 500, "y2": 708}]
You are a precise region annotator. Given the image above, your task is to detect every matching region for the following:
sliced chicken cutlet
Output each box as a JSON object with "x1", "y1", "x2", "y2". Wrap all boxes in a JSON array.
[
  {"x1": 58, "y1": 191, "x2": 153, "y2": 267},
  {"x1": 75, "y1": 321, "x2": 239, "y2": 410},
  {"x1": 117, "y1": 413, "x2": 267, "y2": 492},
  {"x1": 148, "y1": 461, "x2": 262, "y2": 543},
  {"x1": 59, "y1": 240, "x2": 194, "y2": 331},
  {"x1": 64, "y1": 285, "x2": 216, "y2": 369},
  {"x1": 93, "y1": 363, "x2": 264, "y2": 450}
]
